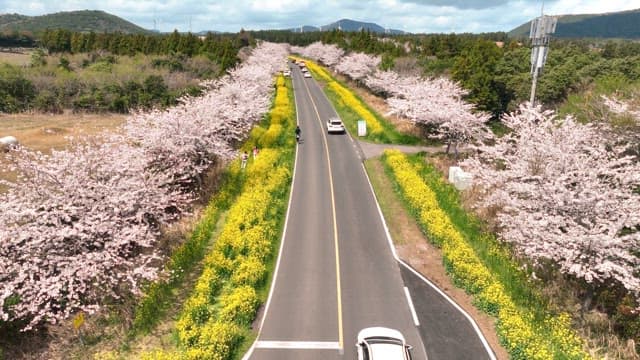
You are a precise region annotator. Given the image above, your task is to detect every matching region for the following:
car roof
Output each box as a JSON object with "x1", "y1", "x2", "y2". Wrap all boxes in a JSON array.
[
  {"x1": 358, "y1": 326, "x2": 405, "y2": 342},
  {"x1": 369, "y1": 342, "x2": 407, "y2": 359}
]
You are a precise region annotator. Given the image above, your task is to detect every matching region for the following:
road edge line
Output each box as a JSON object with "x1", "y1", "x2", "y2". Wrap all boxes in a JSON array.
[
  {"x1": 242, "y1": 67, "x2": 300, "y2": 360},
  {"x1": 361, "y1": 162, "x2": 497, "y2": 360},
  {"x1": 404, "y1": 286, "x2": 420, "y2": 327}
]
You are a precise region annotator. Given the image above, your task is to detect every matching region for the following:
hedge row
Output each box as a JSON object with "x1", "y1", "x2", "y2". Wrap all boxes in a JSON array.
[{"x1": 381, "y1": 149, "x2": 588, "y2": 360}]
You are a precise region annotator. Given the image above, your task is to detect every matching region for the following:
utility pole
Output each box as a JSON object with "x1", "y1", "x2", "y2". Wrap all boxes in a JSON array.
[{"x1": 529, "y1": 11, "x2": 557, "y2": 105}]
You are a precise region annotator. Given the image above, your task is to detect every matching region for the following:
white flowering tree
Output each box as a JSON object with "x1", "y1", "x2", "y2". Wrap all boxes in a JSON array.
[
  {"x1": 295, "y1": 41, "x2": 344, "y2": 68},
  {"x1": 335, "y1": 52, "x2": 381, "y2": 83},
  {"x1": 382, "y1": 74, "x2": 491, "y2": 156},
  {"x1": 461, "y1": 104, "x2": 640, "y2": 298},
  {"x1": 0, "y1": 42, "x2": 289, "y2": 330}
]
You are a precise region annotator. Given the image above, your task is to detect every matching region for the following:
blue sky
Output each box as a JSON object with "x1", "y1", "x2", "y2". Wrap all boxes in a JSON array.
[{"x1": 1, "y1": 0, "x2": 638, "y2": 33}]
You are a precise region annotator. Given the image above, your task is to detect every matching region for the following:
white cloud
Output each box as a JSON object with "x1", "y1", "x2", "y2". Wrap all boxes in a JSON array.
[{"x1": 0, "y1": 0, "x2": 637, "y2": 33}]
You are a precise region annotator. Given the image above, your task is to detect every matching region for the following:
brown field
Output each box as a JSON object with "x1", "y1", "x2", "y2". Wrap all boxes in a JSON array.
[
  {"x1": 0, "y1": 112, "x2": 126, "y2": 191},
  {"x1": 0, "y1": 50, "x2": 32, "y2": 66}
]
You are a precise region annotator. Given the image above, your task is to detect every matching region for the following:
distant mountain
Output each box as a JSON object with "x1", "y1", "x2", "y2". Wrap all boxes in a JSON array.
[
  {"x1": 509, "y1": 8, "x2": 640, "y2": 39},
  {"x1": 290, "y1": 19, "x2": 405, "y2": 34},
  {"x1": 0, "y1": 10, "x2": 151, "y2": 34}
]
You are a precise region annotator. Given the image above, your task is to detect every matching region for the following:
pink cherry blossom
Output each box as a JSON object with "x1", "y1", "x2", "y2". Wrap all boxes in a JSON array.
[{"x1": 461, "y1": 104, "x2": 640, "y2": 297}]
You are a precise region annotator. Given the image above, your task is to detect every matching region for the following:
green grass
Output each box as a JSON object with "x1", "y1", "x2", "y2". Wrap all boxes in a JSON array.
[{"x1": 129, "y1": 165, "x2": 246, "y2": 339}]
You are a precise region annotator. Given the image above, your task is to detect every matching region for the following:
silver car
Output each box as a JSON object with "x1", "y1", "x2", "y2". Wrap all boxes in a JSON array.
[{"x1": 356, "y1": 327, "x2": 413, "y2": 360}]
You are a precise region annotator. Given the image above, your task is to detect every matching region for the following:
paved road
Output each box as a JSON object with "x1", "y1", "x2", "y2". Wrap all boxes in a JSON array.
[{"x1": 246, "y1": 62, "x2": 494, "y2": 360}]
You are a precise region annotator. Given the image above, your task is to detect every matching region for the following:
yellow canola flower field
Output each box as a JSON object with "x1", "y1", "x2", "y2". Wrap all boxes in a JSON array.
[
  {"x1": 144, "y1": 75, "x2": 295, "y2": 360},
  {"x1": 382, "y1": 149, "x2": 588, "y2": 360}
]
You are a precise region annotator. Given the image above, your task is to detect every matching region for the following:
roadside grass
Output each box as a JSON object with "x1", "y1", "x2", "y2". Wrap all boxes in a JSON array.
[
  {"x1": 128, "y1": 163, "x2": 247, "y2": 338},
  {"x1": 293, "y1": 57, "x2": 421, "y2": 145},
  {"x1": 381, "y1": 150, "x2": 588, "y2": 359}
]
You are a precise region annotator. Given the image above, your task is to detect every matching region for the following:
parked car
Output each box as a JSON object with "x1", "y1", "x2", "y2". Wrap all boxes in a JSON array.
[
  {"x1": 283, "y1": 70, "x2": 291, "y2": 76},
  {"x1": 357, "y1": 327, "x2": 413, "y2": 360},
  {"x1": 326, "y1": 117, "x2": 345, "y2": 133}
]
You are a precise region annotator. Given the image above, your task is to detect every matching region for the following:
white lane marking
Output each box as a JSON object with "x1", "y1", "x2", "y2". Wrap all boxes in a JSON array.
[
  {"x1": 362, "y1": 163, "x2": 497, "y2": 360},
  {"x1": 404, "y1": 286, "x2": 420, "y2": 327},
  {"x1": 399, "y1": 259, "x2": 497, "y2": 360},
  {"x1": 255, "y1": 341, "x2": 341, "y2": 350},
  {"x1": 242, "y1": 71, "x2": 300, "y2": 360}
]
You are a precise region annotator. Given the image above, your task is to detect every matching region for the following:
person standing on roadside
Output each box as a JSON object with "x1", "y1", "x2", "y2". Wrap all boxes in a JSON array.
[
  {"x1": 253, "y1": 145, "x2": 259, "y2": 159},
  {"x1": 241, "y1": 151, "x2": 249, "y2": 169}
]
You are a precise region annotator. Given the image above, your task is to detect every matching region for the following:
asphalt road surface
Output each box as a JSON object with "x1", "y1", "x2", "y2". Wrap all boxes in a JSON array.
[{"x1": 245, "y1": 62, "x2": 494, "y2": 360}]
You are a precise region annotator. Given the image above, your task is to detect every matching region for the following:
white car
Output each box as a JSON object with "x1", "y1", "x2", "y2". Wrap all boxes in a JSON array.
[
  {"x1": 283, "y1": 70, "x2": 291, "y2": 76},
  {"x1": 326, "y1": 117, "x2": 345, "y2": 133},
  {"x1": 303, "y1": 72, "x2": 312, "y2": 78},
  {"x1": 357, "y1": 327, "x2": 413, "y2": 360}
]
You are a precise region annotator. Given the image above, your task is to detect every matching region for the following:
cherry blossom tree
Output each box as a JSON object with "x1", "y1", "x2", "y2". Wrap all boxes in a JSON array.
[
  {"x1": 0, "y1": 139, "x2": 184, "y2": 329},
  {"x1": 461, "y1": 104, "x2": 640, "y2": 298},
  {"x1": 335, "y1": 52, "x2": 381, "y2": 82},
  {"x1": 380, "y1": 73, "x2": 491, "y2": 156},
  {"x1": 601, "y1": 95, "x2": 640, "y2": 121},
  {"x1": 0, "y1": 41, "x2": 289, "y2": 330},
  {"x1": 295, "y1": 41, "x2": 344, "y2": 67}
]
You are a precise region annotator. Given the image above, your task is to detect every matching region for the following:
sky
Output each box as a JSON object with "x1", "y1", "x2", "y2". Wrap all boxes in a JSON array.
[{"x1": 1, "y1": 0, "x2": 638, "y2": 34}]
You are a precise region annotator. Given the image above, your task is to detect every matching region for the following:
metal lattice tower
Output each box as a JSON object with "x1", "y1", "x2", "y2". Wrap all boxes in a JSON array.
[{"x1": 529, "y1": 14, "x2": 557, "y2": 105}]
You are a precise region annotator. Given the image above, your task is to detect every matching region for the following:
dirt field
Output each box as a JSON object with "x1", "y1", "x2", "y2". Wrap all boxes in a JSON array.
[
  {"x1": 0, "y1": 112, "x2": 126, "y2": 191},
  {"x1": 0, "y1": 112, "x2": 125, "y2": 153},
  {"x1": 0, "y1": 50, "x2": 32, "y2": 66}
]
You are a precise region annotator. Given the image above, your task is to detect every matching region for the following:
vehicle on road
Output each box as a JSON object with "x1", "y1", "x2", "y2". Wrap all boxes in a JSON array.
[
  {"x1": 303, "y1": 72, "x2": 312, "y2": 78},
  {"x1": 283, "y1": 69, "x2": 291, "y2": 76},
  {"x1": 357, "y1": 327, "x2": 413, "y2": 360},
  {"x1": 326, "y1": 117, "x2": 345, "y2": 133}
]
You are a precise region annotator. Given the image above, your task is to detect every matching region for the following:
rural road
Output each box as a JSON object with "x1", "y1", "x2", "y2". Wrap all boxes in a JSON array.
[{"x1": 245, "y1": 61, "x2": 494, "y2": 360}]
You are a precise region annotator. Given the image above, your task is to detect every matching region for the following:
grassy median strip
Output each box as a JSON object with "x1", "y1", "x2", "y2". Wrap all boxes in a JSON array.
[{"x1": 381, "y1": 150, "x2": 588, "y2": 360}]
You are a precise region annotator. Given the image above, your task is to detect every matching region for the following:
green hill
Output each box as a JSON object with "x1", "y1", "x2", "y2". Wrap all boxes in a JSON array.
[
  {"x1": 0, "y1": 10, "x2": 151, "y2": 34},
  {"x1": 508, "y1": 8, "x2": 640, "y2": 39}
]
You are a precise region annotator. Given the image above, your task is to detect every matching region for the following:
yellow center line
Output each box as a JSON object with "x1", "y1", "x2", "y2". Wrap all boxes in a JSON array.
[{"x1": 300, "y1": 71, "x2": 344, "y2": 352}]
